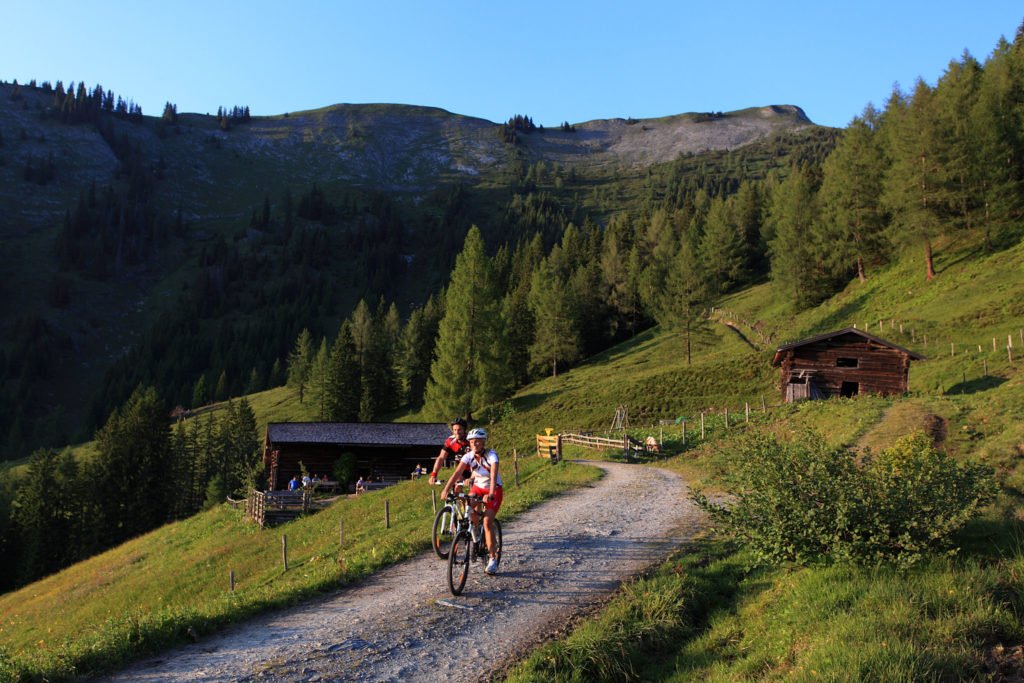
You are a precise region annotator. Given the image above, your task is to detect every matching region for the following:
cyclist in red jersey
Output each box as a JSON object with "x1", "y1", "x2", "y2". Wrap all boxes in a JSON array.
[
  {"x1": 428, "y1": 418, "x2": 469, "y2": 485},
  {"x1": 441, "y1": 427, "x2": 502, "y2": 574}
]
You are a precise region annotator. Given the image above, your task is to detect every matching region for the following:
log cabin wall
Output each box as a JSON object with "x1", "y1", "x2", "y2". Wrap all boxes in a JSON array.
[{"x1": 779, "y1": 333, "x2": 911, "y2": 398}]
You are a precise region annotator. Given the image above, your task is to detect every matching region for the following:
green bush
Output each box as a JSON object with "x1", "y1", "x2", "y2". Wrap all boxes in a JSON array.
[{"x1": 694, "y1": 430, "x2": 996, "y2": 567}]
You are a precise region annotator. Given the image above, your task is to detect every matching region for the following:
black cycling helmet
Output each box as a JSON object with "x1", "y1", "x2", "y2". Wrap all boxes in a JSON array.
[{"x1": 451, "y1": 417, "x2": 468, "y2": 429}]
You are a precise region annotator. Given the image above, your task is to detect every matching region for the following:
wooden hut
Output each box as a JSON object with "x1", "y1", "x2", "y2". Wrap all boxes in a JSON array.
[
  {"x1": 771, "y1": 328, "x2": 924, "y2": 402},
  {"x1": 262, "y1": 422, "x2": 448, "y2": 491}
]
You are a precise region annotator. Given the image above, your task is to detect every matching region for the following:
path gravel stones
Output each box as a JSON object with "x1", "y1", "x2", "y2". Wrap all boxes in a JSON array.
[{"x1": 98, "y1": 461, "x2": 706, "y2": 682}]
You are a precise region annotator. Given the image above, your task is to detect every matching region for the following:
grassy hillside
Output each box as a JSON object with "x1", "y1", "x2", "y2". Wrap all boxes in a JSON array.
[
  {"x1": 1, "y1": 224, "x2": 1021, "y2": 680},
  {"x1": 0, "y1": 454, "x2": 600, "y2": 681},
  {"x1": 506, "y1": 236, "x2": 1024, "y2": 681}
]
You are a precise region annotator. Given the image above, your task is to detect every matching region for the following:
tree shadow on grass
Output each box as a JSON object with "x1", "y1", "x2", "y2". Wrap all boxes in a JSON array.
[{"x1": 945, "y1": 375, "x2": 1007, "y2": 396}]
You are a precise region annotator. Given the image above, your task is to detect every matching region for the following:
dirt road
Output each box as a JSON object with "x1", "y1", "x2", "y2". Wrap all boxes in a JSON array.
[{"x1": 99, "y1": 461, "x2": 706, "y2": 682}]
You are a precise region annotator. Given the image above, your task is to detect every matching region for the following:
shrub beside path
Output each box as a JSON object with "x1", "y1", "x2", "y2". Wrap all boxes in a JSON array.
[{"x1": 98, "y1": 462, "x2": 706, "y2": 682}]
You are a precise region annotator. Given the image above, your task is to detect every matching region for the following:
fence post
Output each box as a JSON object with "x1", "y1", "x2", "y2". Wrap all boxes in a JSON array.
[
  {"x1": 725, "y1": 408, "x2": 729, "y2": 429},
  {"x1": 385, "y1": 500, "x2": 390, "y2": 529},
  {"x1": 282, "y1": 535, "x2": 288, "y2": 571},
  {"x1": 514, "y1": 449, "x2": 519, "y2": 487},
  {"x1": 681, "y1": 420, "x2": 686, "y2": 448},
  {"x1": 431, "y1": 489, "x2": 436, "y2": 514},
  {"x1": 230, "y1": 570, "x2": 235, "y2": 592},
  {"x1": 700, "y1": 412, "x2": 705, "y2": 440},
  {"x1": 761, "y1": 395, "x2": 766, "y2": 413},
  {"x1": 1010, "y1": 334, "x2": 1014, "y2": 349},
  {"x1": 951, "y1": 342, "x2": 955, "y2": 357},
  {"x1": 745, "y1": 402, "x2": 750, "y2": 422}
]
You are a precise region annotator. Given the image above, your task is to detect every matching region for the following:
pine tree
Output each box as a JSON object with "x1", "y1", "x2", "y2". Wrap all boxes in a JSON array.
[
  {"x1": 325, "y1": 324, "x2": 360, "y2": 421},
  {"x1": 308, "y1": 338, "x2": 330, "y2": 420},
  {"x1": 398, "y1": 296, "x2": 442, "y2": 406},
  {"x1": 650, "y1": 241, "x2": 714, "y2": 365},
  {"x1": 191, "y1": 375, "x2": 207, "y2": 408},
  {"x1": 528, "y1": 257, "x2": 581, "y2": 377},
  {"x1": 818, "y1": 110, "x2": 889, "y2": 282},
  {"x1": 881, "y1": 81, "x2": 945, "y2": 280},
  {"x1": 767, "y1": 166, "x2": 832, "y2": 309},
  {"x1": 93, "y1": 386, "x2": 171, "y2": 544},
  {"x1": 287, "y1": 328, "x2": 314, "y2": 402},
  {"x1": 424, "y1": 226, "x2": 509, "y2": 419},
  {"x1": 970, "y1": 36, "x2": 1024, "y2": 249},
  {"x1": 698, "y1": 196, "x2": 748, "y2": 294}
]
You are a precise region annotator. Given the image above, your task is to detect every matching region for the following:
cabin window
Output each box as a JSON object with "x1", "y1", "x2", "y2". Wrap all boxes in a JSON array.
[{"x1": 836, "y1": 357, "x2": 858, "y2": 368}]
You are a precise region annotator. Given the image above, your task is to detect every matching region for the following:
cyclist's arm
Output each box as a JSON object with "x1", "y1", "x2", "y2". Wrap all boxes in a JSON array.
[
  {"x1": 485, "y1": 461, "x2": 499, "y2": 501},
  {"x1": 428, "y1": 447, "x2": 448, "y2": 485},
  {"x1": 441, "y1": 461, "x2": 468, "y2": 499}
]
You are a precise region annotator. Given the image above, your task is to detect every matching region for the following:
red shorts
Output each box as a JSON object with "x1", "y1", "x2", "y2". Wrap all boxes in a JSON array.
[{"x1": 471, "y1": 485, "x2": 503, "y2": 513}]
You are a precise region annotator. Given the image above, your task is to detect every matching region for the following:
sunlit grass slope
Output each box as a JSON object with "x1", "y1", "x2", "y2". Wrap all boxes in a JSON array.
[
  {"x1": 507, "y1": 236, "x2": 1024, "y2": 682},
  {"x1": 0, "y1": 457, "x2": 599, "y2": 681}
]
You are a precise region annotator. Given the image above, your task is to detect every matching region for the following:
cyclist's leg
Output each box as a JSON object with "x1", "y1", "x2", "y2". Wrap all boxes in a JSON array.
[{"x1": 483, "y1": 507, "x2": 498, "y2": 558}]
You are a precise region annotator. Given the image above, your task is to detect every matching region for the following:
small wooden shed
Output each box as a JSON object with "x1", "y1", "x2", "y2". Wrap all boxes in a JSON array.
[
  {"x1": 262, "y1": 422, "x2": 448, "y2": 491},
  {"x1": 771, "y1": 328, "x2": 924, "y2": 402}
]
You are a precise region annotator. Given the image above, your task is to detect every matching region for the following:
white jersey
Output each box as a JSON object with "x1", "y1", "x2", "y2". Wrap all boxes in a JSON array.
[{"x1": 460, "y1": 449, "x2": 503, "y2": 489}]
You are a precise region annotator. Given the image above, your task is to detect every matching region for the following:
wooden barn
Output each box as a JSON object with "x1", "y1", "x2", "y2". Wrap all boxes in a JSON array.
[
  {"x1": 262, "y1": 422, "x2": 448, "y2": 491},
  {"x1": 771, "y1": 328, "x2": 924, "y2": 402}
]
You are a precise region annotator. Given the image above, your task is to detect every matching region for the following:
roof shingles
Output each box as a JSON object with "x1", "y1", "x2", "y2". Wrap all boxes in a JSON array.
[{"x1": 267, "y1": 422, "x2": 449, "y2": 447}]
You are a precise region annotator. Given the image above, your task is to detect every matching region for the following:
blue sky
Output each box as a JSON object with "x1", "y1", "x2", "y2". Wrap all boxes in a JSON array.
[{"x1": 2, "y1": 1, "x2": 1021, "y2": 129}]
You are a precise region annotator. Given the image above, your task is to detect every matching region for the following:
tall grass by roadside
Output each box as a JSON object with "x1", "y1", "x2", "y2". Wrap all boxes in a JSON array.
[
  {"x1": 508, "y1": 523, "x2": 1024, "y2": 682},
  {"x1": 0, "y1": 457, "x2": 600, "y2": 682}
]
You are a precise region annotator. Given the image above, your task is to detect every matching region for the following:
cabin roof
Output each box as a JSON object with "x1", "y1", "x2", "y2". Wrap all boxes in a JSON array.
[
  {"x1": 771, "y1": 327, "x2": 925, "y2": 366},
  {"x1": 267, "y1": 422, "x2": 449, "y2": 447}
]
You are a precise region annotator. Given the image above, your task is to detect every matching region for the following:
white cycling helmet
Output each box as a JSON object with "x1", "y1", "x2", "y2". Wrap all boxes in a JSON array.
[{"x1": 467, "y1": 428, "x2": 487, "y2": 440}]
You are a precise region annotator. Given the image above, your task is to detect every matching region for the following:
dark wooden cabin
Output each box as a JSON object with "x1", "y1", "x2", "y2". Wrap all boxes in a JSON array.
[
  {"x1": 262, "y1": 422, "x2": 449, "y2": 491},
  {"x1": 771, "y1": 328, "x2": 924, "y2": 402}
]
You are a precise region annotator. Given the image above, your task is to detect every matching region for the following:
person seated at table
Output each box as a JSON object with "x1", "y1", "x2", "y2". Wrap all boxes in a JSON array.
[
  {"x1": 411, "y1": 463, "x2": 425, "y2": 479},
  {"x1": 288, "y1": 475, "x2": 301, "y2": 491}
]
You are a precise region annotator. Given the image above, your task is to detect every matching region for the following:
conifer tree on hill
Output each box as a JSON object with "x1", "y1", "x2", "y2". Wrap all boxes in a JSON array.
[
  {"x1": 881, "y1": 80, "x2": 945, "y2": 281},
  {"x1": 424, "y1": 226, "x2": 509, "y2": 420},
  {"x1": 818, "y1": 110, "x2": 889, "y2": 282}
]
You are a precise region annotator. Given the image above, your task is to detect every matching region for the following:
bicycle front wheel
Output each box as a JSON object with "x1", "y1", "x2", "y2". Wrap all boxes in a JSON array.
[
  {"x1": 432, "y1": 504, "x2": 455, "y2": 559},
  {"x1": 447, "y1": 530, "x2": 471, "y2": 595}
]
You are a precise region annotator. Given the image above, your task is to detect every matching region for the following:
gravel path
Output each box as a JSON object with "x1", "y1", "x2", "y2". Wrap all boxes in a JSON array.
[{"x1": 98, "y1": 461, "x2": 706, "y2": 682}]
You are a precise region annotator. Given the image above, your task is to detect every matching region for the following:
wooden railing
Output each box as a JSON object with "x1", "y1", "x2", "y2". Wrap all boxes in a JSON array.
[
  {"x1": 559, "y1": 432, "x2": 648, "y2": 457},
  {"x1": 246, "y1": 490, "x2": 311, "y2": 528}
]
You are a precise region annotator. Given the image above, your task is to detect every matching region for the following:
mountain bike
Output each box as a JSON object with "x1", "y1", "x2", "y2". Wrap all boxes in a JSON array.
[
  {"x1": 447, "y1": 494, "x2": 502, "y2": 596},
  {"x1": 432, "y1": 482, "x2": 469, "y2": 559}
]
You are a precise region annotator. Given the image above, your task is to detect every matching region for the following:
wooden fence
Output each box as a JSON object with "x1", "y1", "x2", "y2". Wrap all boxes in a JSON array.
[
  {"x1": 557, "y1": 432, "x2": 648, "y2": 458},
  {"x1": 246, "y1": 490, "x2": 312, "y2": 528}
]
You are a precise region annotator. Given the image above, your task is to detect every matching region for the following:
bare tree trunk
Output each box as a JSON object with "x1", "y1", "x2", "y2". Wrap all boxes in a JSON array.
[{"x1": 924, "y1": 239, "x2": 935, "y2": 280}]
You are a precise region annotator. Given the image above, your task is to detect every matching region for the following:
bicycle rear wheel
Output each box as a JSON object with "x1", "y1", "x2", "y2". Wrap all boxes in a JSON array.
[
  {"x1": 447, "y1": 530, "x2": 471, "y2": 595},
  {"x1": 432, "y1": 504, "x2": 455, "y2": 559}
]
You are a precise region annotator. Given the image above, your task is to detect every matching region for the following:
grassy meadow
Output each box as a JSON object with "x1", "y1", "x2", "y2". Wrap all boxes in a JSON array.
[
  {"x1": 0, "y1": 456, "x2": 600, "y2": 681},
  {"x1": 2, "y1": 228, "x2": 1022, "y2": 680},
  {"x1": 506, "y1": 235, "x2": 1024, "y2": 681}
]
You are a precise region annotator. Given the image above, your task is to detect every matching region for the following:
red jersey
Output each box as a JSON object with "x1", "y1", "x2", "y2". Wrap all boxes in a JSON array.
[{"x1": 443, "y1": 435, "x2": 469, "y2": 457}]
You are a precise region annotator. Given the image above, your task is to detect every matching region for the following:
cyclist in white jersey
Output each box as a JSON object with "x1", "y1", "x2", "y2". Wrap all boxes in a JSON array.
[{"x1": 440, "y1": 427, "x2": 503, "y2": 574}]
